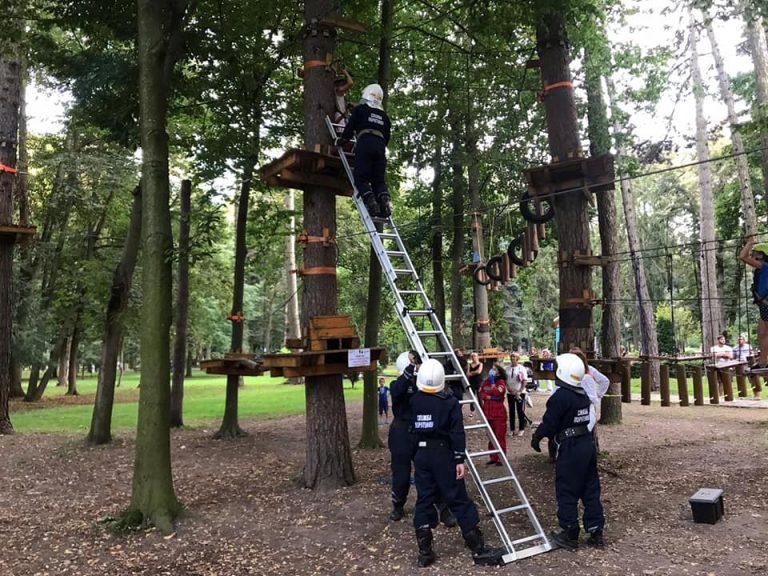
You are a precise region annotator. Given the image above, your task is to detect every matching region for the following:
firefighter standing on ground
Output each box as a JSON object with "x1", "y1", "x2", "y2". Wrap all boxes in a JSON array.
[
  {"x1": 530, "y1": 353, "x2": 606, "y2": 550},
  {"x1": 337, "y1": 83, "x2": 392, "y2": 218},
  {"x1": 410, "y1": 359, "x2": 504, "y2": 567}
]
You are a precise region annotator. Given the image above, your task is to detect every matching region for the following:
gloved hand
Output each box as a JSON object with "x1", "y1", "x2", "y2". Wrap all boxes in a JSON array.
[
  {"x1": 530, "y1": 435, "x2": 542, "y2": 453},
  {"x1": 334, "y1": 136, "x2": 347, "y2": 147},
  {"x1": 487, "y1": 371, "x2": 495, "y2": 385}
]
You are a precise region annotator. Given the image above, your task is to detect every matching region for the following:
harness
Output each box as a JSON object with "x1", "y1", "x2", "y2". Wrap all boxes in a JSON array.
[
  {"x1": 357, "y1": 128, "x2": 385, "y2": 139},
  {"x1": 556, "y1": 424, "x2": 591, "y2": 443},
  {"x1": 417, "y1": 439, "x2": 449, "y2": 449}
]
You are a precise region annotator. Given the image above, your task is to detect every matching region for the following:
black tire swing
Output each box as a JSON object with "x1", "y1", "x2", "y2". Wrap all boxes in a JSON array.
[{"x1": 519, "y1": 189, "x2": 555, "y2": 224}]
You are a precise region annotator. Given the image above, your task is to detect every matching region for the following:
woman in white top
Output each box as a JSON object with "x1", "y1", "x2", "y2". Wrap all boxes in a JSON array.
[{"x1": 506, "y1": 353, "x2": 529, "y2": 436}]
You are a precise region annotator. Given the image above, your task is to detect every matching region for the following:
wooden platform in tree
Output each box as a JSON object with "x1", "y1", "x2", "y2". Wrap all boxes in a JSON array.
[
  {"x1": 262, "y1": 347, "x2": 386, "y2": 378},
  {"x1": 523, "y1": 154, "x2": 615, "y2": 199},
  {"x1": 0, "y1": 224, "x2": 36, "y2": 242},
  {"x1": 477, "y1": 348, "x2": 507, "y2": 361},
  {"x1": 260, "y1": 147, "x2": 352, "y2": 195},
  {"x1": 200, "y1": 353, "x2": 264, "y2": 376}
]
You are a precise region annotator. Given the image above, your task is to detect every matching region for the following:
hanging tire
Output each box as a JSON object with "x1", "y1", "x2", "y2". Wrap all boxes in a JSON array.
[
  {"x1": 473, "y1": 264, "x2": 491, "y2": 286},
  {"x1": 485, "y1": 255, "x2": 504, "y2": 282},
  {"x1": 507, "y1": 236, "x2": 525, "y2": 267},
  {"x1": 519, "y1": 189, "x2": 555, "y2": 224}
]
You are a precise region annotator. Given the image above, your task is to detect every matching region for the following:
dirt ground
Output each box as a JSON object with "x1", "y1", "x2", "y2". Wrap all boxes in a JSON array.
[{"x1": 2, "y1": 394, "x2": 767, "y2": 576}]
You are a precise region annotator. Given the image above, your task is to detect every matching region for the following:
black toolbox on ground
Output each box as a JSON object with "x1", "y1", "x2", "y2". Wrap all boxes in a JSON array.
[{"x1": 689, "y1": 488, "x2": 724, "y2": 524}]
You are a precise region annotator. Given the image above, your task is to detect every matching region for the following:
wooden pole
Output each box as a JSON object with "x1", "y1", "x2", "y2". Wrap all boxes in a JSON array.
[
  {"x1": 750, "y1": 374, "x2": 762, "y2": 399},
  {"x1": 659, "y1": 364, "x2": 670, "y2": 407},
  {"x1": 721, "y1": 369, "x2": 734, "y2": 402},
  {"x1": 621, "y1": 360, "x2": 631, "y2": 403},
  {"x1": 692, "y1": 366, "x2": 704, "y2": 406},
  {"x1": 706, "y1": 366, "x2": 719, "y2": 404},
  {"x1": 676, "y1": 364, "x2": 690, "y2": 407},
  {"x1": 641, "y1": 361, "x2": 651, "y2": 405},
  {"x1": 735, "y1": 364, "x2": 748, "y2": 398}
]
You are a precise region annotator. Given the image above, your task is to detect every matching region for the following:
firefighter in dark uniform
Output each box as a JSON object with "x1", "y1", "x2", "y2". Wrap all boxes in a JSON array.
[
  {"x1": 410, "y1": 359, "x2": 504, "y2": 567},
  {"x1": 337, "y1": 83, "x2": 392, "y2": 218},
  {"x1": 388, "y1": 351, "x2": 456, "y2": 527},
  {"x1": 531, "y1": 353, "x2": 606, "y2": 549}
]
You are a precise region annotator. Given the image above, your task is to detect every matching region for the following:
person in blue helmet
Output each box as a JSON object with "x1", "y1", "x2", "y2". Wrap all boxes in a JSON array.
[
  {"x1": 388, "y1": 351, "x2": 456, "y2": 528},
  {"x1": 410, "y1": 359, "x2": 504, "y2": 567},
  {"x1": 337, "y1": 83, "x2": 392, "y2": 218},
  {"x1": 531, "y1": 353, "x2": 605, "y2": 550}
]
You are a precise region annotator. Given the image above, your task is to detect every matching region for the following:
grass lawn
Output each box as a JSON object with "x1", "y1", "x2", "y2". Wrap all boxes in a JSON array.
[{"x1": 10, "y1": 369, "x2": 387, "y2": 435}]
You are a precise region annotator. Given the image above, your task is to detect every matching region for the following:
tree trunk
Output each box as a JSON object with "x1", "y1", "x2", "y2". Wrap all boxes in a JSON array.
[
  {"x1": 744, "y1": 1, "x2": 768, "y2": 212},
  {"x1": 606, "y1": 75, "x2": 660, "y2": 389},
  {"x1": 690, "y1": 9, "x2": 722, "y2": 352},
  {"x1": 584, "y1": 43, "x2": 622, "y2": 423},
  {"x1": 170, "y1": 179, "x2": 191, "y2": 428},
  {"x1": 359, "y1": 0, "x2": 393, "y2": 450},
  {"x1": 216, "y1": 161, "x2": 253, "y2": 439},
  {"x1": 301, "y1": 0, "x2": 355, "y2": 489},
  {"x1": 88, "y1": 186, "x2": 142, "y2": 444},
  {"x1": 58, "y1": 336, "x2": 70, "y2": 386},
  {"x1": 536, "y1": 13, "x2": 593, "y2": 354},
  {"x1": 66, "y1": 321, "x2": 80, "y2": 396},
  {"x1": 705, "y1": 18, "x2": 758, "y2": 237},
  {"x1": 125, "y1": 0, "x2": 186, "y2": 533},
  {"x1": 431, "y1": 140, "x2": 446, "y2": 329},
  {"x1": 0, "y1": 26, "x2": 21, "y2": 433},
  {"x1": 285, "y1": 189, "x2": 301, "y2": 343},
  {"x1": 466, "y1": 123, "x2": 490, "y2": 351},
  {"x1": 448, "y1": 94, "x2": 465, "y2": 348}
]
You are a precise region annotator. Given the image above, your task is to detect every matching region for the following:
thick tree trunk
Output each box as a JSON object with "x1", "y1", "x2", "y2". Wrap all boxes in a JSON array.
[
  {"x1": 126, "y1": 0, "x2": 186, "y2": 533},
  {"x1": 536, "y1": 13, "x2": 593, "y2": 354},
  {"x1": 301, "y1": 0, "x2": 355, "y2": 489},
  {"x1": 58, "y1": 336, "x2": 70, "y2": 386},
  {"x1": 584, "y1": 44, "x2": 622, "y2": 423},
  {"x1": 9, "y1": 352, "x2": 23, "y2": 398},
  {"x1": 606, "y1": 75, "x2": 660, "y2": 389},
  {"x1": 359, "y1": 0, "x2": 393, "y2": 450},
  {"x1": 216, "y1": 162, "x2": 253, "y2": 439},
  {"x1": 690, "y1": 10, "x2": 722, "y2": 352},
  {"x1": 466, "y1": 124, "x2": 490, "y2": 351},
  {"x1": 0, "y1": 32, "x2": 21, "y2": 434},
  {"x1": 170, "y1": 180, "x2": 191, "y2": 428},
  {"x1": 744, "y1": 2, "x2": 768, "y2": 211},
  {"x1": 705, "y1": 18, "x2": 758, "y2": 237},
  {"x1": 431, "y1": 141, "x2": 446, "y2": 328},
  {"x1": 66, "y1": 321, "x2": 80, "y2": 396},
  {"x1": 448, "y1": 96, "x2": 465, "y2": 348},
  {"x1": 88, "y1": 186, "x2": 142, "y2": 444}
]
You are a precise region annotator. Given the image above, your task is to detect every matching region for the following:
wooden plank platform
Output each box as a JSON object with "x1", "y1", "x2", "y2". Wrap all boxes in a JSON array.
[
  {"x1": 0, "y1": 224, "x2": 36, "y2": 242},
  {"x1": 259, "y1": 148, "x2": 352, "y2": 195},
  {"x1": 263, "y1": 347, "x2": 386, "y2": 378},
  {"x1": 200, "y1": 356, "x2": 264, "y2": 376},
  {"x1": 523, "y1": 154, "x2": 615, "y2": 199}
]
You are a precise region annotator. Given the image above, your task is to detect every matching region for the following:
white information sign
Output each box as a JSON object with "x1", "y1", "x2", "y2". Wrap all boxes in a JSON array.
[{"x1": 348, "y1": 348, "x2": 371, "y2": 368}]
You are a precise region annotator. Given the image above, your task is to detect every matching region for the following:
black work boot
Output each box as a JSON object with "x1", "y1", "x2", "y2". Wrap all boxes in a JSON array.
[
  {"x1": 463, "y1": 527, "x2": 505, "y2": 566},
  {"x1": 389, "y1": 506, "x2": 404, "y2": 521},
  {"x1": 415, "y1": 527, "x2": 436, "y2": 567},
  {"x1": 586, "y1": 529, "x2": 604, "y2": 548},
  {"x1": 550, "y1": 525, "x2": 580, "y2": 550},
  {"x1": 361, "y1": 194, "x2": 379, "y2": 216},
  {"x1": 438, "y1": 505, "x2": 457, "y2": 528},
  {"x1": 379, "y1": 194, "x2": 392, "y2": 218}
]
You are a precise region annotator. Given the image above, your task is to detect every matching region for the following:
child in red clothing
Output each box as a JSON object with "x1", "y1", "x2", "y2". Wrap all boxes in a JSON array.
[{"x1": 478, "y1": 363, "x2": 508, "y2": 466}]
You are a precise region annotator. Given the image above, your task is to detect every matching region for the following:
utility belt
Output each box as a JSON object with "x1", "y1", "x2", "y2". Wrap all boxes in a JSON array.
[
  {"x1": 416, "y1": 438, "x2": 449, "y2": 449},
  {"x1": 357, "y1": 128, "x2": 385, "y2": 139},
  {"x1": 556, "y1": 424, "x2": 591, "y2": 443}
]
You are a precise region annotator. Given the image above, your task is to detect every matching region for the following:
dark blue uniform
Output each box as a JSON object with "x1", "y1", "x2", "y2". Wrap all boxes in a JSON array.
[
  {"x1": 389, "y1": 367, "x2": 418, "y2": 509},
  {"x1": 340, "y1": 103, "x2": 391, "y2": 207},
  {"x1": 410, "y1": 391, "x2": 479, "y2": 533},
  {"x1": 533, "y1": 385, "x2": 605, "y2": 533}
]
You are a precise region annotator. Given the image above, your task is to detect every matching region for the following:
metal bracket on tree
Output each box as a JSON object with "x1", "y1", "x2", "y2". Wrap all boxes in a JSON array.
[{"x1": 298, "y1": 228, "x2": 335, "y2": 247}]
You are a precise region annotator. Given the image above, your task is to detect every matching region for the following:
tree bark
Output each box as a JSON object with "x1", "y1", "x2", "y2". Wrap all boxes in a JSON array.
[
  {"x1": 606, "y1": 75, "x2": 660, "y2": 389},
  {"x1": 301, "y1": 0, "x2": 355, "y2": 489},
  {"x1": 126, "y1": 0, "x2": 187, "y2": 533},
  {"x1": 448, "y1": 92, "x2": 465, "y2": 348},
  {"x1": 744, "y1": 1, "x2": 768, "y2": 212},
  {"x1": 690, "y1": 9, "x2": 722, "y2": 352},
  {"x1": 584, "y1": 43, "x2": 622, "y2": 423},
  {"x1": 0, "y1": 18, "x2": 22, "y2": 433},
  {"x1": 89, "y1": 186, "x2": 142, "y2": 444},
  {"x1": 216, "y1": 161, "x2": 253, "y2": 439},
  {"x1": 170, "y1": 179, "x2": 191, "y2": 428},
  {"x1": 431, "y1": 138, "x2": 446, "y2": 329},
  {"x1": 705, "y1": 17, "x2": 758, "y2": 236},
  {"x1": 66, "y1": 321, "x2": 80, "y2": 396},
  {"x1": 536, "y1": 13, "x2": 593, "y2": 354},
  {"x1": 285, "y1": 189, "x2": 301, "y2": 343},
  {"x1": 57, "y1": 337, "x2": 70, "y2": 387}
]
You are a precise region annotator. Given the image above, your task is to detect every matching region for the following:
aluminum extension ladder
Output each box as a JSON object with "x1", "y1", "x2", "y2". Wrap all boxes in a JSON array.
[{"x1": 325, "y1": 117, "x2": 554, "y2": 563}]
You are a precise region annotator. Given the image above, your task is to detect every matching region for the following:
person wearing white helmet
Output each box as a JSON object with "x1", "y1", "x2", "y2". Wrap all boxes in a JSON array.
[
  {"x1": 410, "y1": 359, "x2": 504, "y2": 567},
  {"x1": 739, "y1": 237, "x2": 768, "y2": 376},
  {"x1": 530, "y1": 353, "x2": 605, "y2": 550},
  {"x1": 337, "y1": 82, "x2": 392, "y2": 218}
]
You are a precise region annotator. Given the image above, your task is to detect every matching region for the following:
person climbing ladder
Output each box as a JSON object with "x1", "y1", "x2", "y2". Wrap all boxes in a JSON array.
[{"x1": 336, "y1": 83, "x2": 392, "y2": 218}]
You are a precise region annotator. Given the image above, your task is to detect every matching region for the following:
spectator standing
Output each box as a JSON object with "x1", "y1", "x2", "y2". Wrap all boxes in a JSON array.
[
  {"x1": 710, "y1": 334, "x2": 733, "y2": 399},
  {"x1": 466, "y1": 352, "x2": 483, "y2": 413},
  {"x1": 541, "y1": 348, "x2": 555, "y2": 393},
  {"x1": 478, "y1": 364, "x2": 507, "y2": 466},
  {"x1": 732, "y1": 333, "x2": 754, "y2": 362},
  {"x1": 378, "y1": 377, "x2": 389, "y2": 424},
  {"x1": 506, "y1": 353, "x2": 529, "y2": 436}
]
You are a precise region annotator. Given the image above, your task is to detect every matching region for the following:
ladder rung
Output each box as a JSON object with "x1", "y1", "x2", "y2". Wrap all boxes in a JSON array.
[
  {"x1": 397, "y1": 290, "x2": 425, "y2": 295},
  {"x1": 496, "y1": 504, "x2": 528, "y2": 515},
  {"x1": 379, "y1": 233, "x2": 398, "y2": 240},
  {"x1": 463, "y1": 423, "x2": 486, "y2": 430},
  {"x1": 407, "y1": 309, "x2": 433, "y2": 317},
  {"x1": 482, "y1": 475, "x2": 515, "y2": 486},
  {"x1": 444, "y1": 373, "x2": 463, "y2": 379},
  {"x1": 393, "y1": 268, "x2": 414, "y2": 275},
  {"x1": 468, "y1": 449, "x2": 502, "y2": 458},
  {"x1": 510, "y1": 543, "x2": 554, "y2": 561},
  {"x1": 415, "y1": 330, "x2": 441, "y2": 337},
  {"x1": 386, "y1": 250, "x2": 406, "y2": 257},
  {"x1": 459, "y1": 399, "x2": 476, "y2": 404},
  {"x1": 512, "y1": 534, "x2": 545, "y2": 547},
  {"x1": 428, "y1": 351, "x2": 453, "y2": 356}
]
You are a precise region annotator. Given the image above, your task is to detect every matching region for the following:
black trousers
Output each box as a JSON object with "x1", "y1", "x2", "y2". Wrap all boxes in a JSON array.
[
  {"x1": 507, "y1": 393, "x2": 527, "y2": 431},
  {"x1": 554, "y1": 435, "x2": 605, "y2": 532},
  {"x1": 354, "y1": 135, "x2": 389, "y2": 202},
  {"x1": 388, "y1": 420, "x2": 415, "y2": 508}
]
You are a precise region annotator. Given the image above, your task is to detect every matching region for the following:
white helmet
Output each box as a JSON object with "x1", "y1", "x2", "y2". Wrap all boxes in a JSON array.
[
  {"x1": 555, "y1": 353, "x2": 585, "y2": 387},
  {"x1": 362, "y1": 83, "x2": 384, "y2": 110},
  {"x1": 395, "y1": 351, "x2": 411, "y2": 375},
  {"x1": 416, "y1": 359, "x2": 445, "y2": 393}
]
